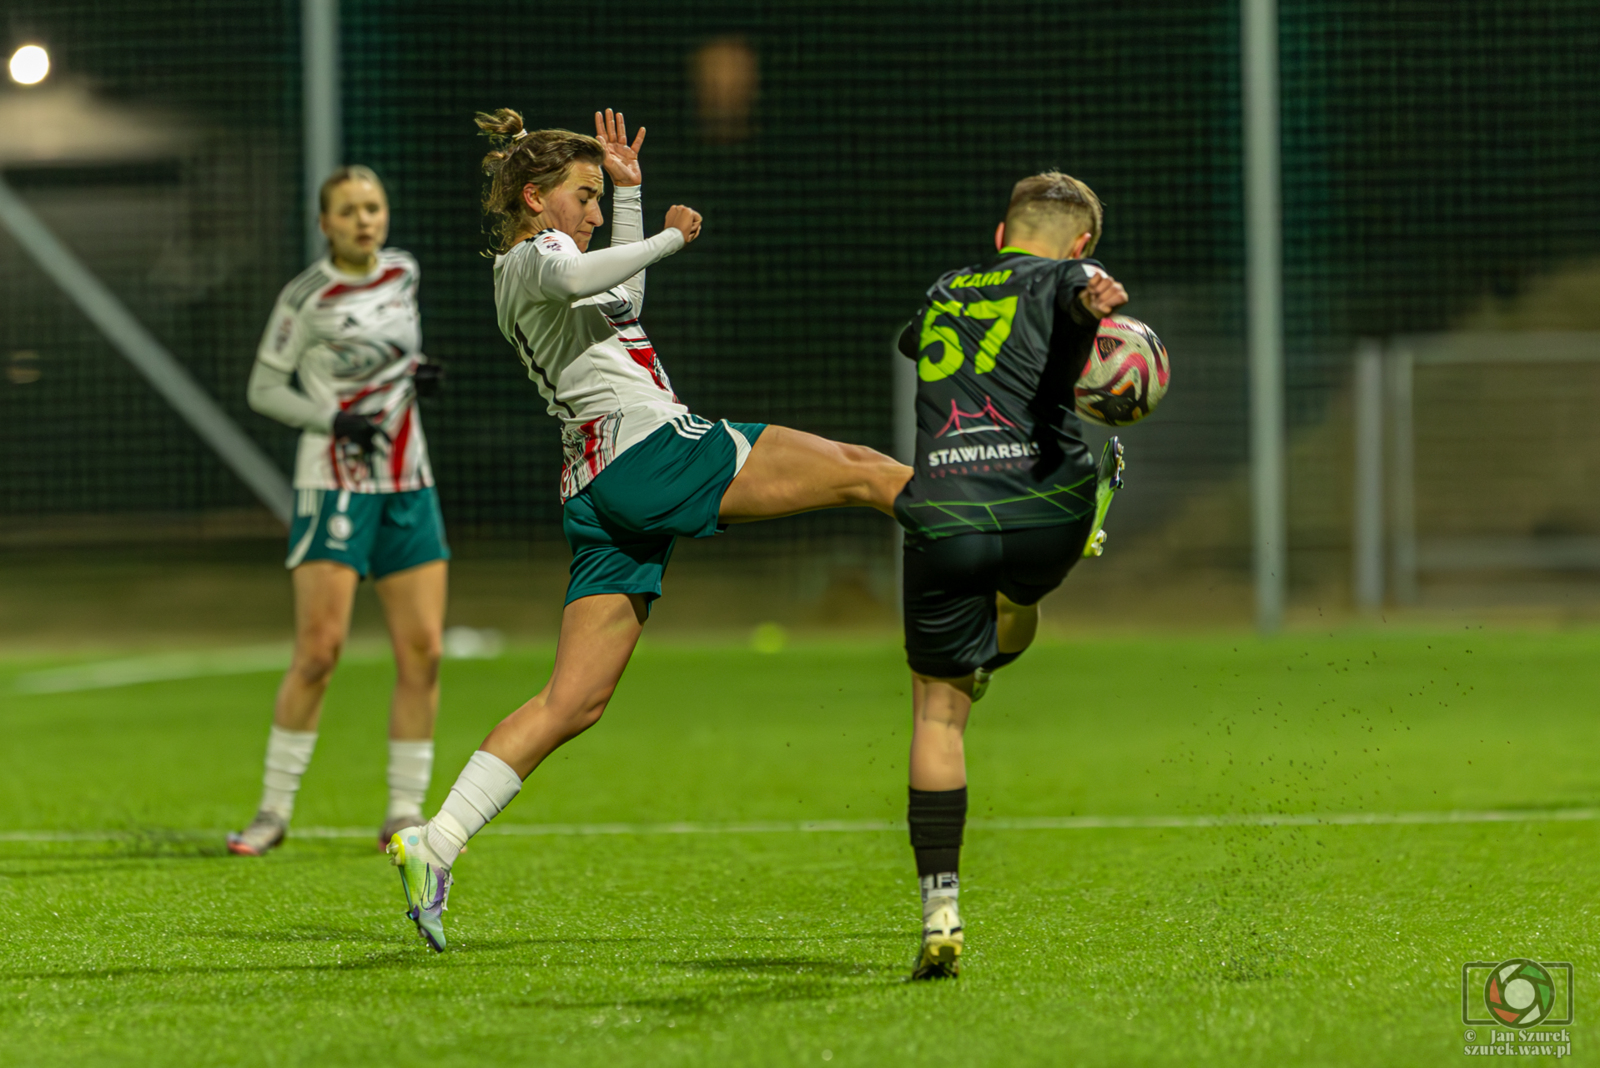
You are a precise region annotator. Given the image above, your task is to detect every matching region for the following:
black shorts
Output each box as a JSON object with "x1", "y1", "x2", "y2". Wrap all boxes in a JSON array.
[{"x1": 901, "y1": 517, "x2": 1095, "y2": 678}]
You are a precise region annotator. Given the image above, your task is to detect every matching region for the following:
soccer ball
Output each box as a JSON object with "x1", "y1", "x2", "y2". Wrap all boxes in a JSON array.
[{"x1": 1074, "y1": 315, "x2": 1170, "y2": 427}]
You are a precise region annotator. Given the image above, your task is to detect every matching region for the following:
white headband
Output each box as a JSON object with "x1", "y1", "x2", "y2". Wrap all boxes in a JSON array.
[{"x1": 513, "y1": 129, "x2": 530, "y2": 141}]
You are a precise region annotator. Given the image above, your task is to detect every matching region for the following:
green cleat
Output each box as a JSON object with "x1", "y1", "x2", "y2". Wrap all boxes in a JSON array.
[
  {"x1": 387, "y1": 825, "x2": 451, "y2": 952},
  {"x1": 1081, "y1": 436, "x2": 1125, "y2": 558}
]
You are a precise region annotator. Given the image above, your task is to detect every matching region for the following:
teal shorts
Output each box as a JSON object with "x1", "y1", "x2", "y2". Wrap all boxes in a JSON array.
[
  {"x1": 563, "y1": 417, "x2": 767, "y2": 606},
  {"x1": 286, "y1": 486, "x2": 451, "y2": 579}
]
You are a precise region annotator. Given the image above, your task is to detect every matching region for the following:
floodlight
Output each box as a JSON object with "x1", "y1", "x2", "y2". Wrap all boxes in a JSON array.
[{"x1": 9, "y1": 45, "x2": 50, "y2": 86}]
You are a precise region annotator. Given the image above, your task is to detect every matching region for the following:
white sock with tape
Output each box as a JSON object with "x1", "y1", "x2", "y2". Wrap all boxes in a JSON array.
[
  {"x1": 258, "y1": 726, "x2": 317, "y2": 821},
  {"x1": 386, "y1": 739, "x2": 434, "y2": 821},
  {"x1": 425, "y1": 750, "x2": 522, "y2": 869}
]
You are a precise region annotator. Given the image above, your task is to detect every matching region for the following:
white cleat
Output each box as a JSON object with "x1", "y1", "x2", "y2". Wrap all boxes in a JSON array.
[
  {"x1": 226, "y1": 810, "x2": 287, "y2": 856},
  {"x1": 912, "y1": 897, "x2": 963, "y2": 980},
  {"x1": 970, "y1": 667, "x2": 994, "y2": 704}
]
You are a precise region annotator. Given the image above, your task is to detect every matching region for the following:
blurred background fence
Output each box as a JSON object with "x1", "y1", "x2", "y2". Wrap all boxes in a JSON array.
[{"x1": 1, "y1": 0, "x2": 1598, "y2": 641}]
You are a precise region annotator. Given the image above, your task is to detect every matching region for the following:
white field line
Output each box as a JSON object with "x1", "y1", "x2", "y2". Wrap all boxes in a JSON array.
[
  {"x1": 2, "y1": 808, "x2": 1596, "y2": 844},
  {"x1": 10, "y1": 645, "x2": 294, "y2": 694},
  {"x1": 8, "y1": 631, "x2": 504, "y2": 695}
]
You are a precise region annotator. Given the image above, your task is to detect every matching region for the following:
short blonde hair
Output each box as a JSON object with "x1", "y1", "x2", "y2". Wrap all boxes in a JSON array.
[
  {"x1": 1005, "y1": 171, "x2": 1102, "y2": 254},
  {"x1": 318, "y1": 165, "x2": 385, "y2": 213}
]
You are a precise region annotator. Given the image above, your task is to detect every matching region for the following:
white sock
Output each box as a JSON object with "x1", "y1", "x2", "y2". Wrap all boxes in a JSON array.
[
  {"x1": 425, "y1": 750, "x2": 522, "y2": 869},
  {"x1": 386, "y1": 739, "x2": 434, "y2": 821},
  {"x1": 258, "y1": 726, "x2": 317, "y2": 822},
  {"x1": 920, "y1": 872, "x2": 960, "y2": 918}
]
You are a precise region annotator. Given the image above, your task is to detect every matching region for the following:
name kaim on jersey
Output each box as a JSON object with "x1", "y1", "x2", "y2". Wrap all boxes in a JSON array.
[
  {"x1": 928, "y1": 441, "x2": 1042, "y2": 467},
  {"x1": 948, "y1": 269, "x2": 1015, "y2": 289}
]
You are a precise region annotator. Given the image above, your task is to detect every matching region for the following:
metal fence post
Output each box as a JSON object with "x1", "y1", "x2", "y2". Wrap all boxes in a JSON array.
[
  {"x1": 302, "y1": 0, "x2": 342, "y2": 262},
  {"x1": 1352, "y1": 338, "x2": 1384, "y2": 612},
  {"x1": 1243, "y1": 0, "x2": 1285, "y2": 633},
  {"x1": 1386, "y1": 342, "x2": 1417, "y2": 604}
]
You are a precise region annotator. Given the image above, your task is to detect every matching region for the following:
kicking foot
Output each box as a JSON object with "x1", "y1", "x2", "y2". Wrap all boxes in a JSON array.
[
  {"x1": 226, "y1": 810, "x2": 287, "y2": 856},
  {"x1": 387, "y1": 825, "x2": 452, "y2": 952},
  {"x1": 971, "y1": 667, "x2": 994, "y2": 704},
  {"x1": 911, "y1": 897, "x2": 963, "y2": 980},
  {"x1": 378, "y1": 814, "x2": 419, "y2": 851}
]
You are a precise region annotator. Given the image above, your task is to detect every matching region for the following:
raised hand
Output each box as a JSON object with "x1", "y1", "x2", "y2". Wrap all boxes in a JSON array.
[
  {"x1": 594, "y1": 108, "x2": 645, "y2": 187},
  {"x1": 1081, "y1": 273, "x2": 1129, "y2": 319},
  {"x1": 665, "y1": 204, "x2": 702, "y2": 245}
]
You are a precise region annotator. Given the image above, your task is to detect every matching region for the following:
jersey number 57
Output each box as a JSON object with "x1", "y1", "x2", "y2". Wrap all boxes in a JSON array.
[{"x1": 918, "y1": 297, "x2": 1019, "y2": 382}]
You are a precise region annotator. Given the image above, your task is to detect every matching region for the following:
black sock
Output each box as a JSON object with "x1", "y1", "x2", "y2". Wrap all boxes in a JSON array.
[{"x1": 908, "y1": 786, "x2": 967, "y2": 878}]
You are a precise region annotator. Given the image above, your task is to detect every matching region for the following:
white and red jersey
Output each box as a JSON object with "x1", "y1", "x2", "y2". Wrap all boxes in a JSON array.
[
  {"x1": 493, "y1": 186, "x2": 688, "y2": 501},
  {"x1": 257, "y1": 248, "x2": 434, "y2": 493}
]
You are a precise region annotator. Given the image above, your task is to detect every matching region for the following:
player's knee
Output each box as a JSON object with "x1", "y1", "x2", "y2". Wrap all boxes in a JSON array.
[
  {"x1": 550, "y1": 688, "x2": 613, "y2": 738},
  {"x1": 835, "y1": 443, "x2": 909, "y2": 504},
  {"x1": 396, "y1": 631, "x2": 443, "y2": 686},
  {"x1": 562, "y1": 698, "x2": 608, "y2": 738},
  {"x1": 860, "y1": 450, "x2": 912, "y2": 499},
  {"x1": 577, "y1": 699, "x2": 608, "y2": 732},
  {"x1": 293, "y1": 633, "x2": 344, "y2": 685}
]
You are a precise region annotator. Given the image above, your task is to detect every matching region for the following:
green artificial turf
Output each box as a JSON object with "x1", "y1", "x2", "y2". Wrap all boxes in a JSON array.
[{"x1": 1, "y1": 629, "x2": 1596, "y2": 1066}]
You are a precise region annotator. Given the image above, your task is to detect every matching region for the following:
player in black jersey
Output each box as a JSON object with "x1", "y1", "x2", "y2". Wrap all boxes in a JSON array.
[{"x1": 892, "y1": 171, "x2": 1129, "y2": 979}]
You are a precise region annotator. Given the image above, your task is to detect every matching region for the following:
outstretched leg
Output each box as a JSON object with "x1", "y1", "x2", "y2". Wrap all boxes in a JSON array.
[
  {"x1": 480, "y1": 592, "x2": 649, "y2": 776},
  {"x1": 388, "y1": 592, "x2": 648, "y2": 952},
  {"x1": 718, "y1": 425, "x2": 910, "y2": 521}
]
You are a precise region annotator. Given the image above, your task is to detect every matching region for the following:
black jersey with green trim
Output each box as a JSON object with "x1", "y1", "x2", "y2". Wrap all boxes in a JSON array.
[{"x1": 892, "y1": 250, "x2": 1106, "y2": 539}]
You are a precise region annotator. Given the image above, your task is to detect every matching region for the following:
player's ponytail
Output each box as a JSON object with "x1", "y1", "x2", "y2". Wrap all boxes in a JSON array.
[{"x1": 475, "y1": 108, "x2": 605, "y2": 254}]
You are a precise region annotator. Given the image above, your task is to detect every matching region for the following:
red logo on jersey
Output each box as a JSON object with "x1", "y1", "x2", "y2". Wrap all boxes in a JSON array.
[{"x1": 934, "y1": 396, "x2": 1017, "y2": 438}]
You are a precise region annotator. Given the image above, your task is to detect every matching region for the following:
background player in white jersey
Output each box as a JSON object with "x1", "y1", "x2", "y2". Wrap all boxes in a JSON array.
[
  {"x1": 228, "y1": 166, "x2": 451, "y2": 856},
  {"x1": 385, "y1": 109, "x2": 912, "y2": 951}
]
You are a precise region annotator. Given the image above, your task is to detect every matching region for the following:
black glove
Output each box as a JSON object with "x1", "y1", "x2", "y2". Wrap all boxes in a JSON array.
[
  {"x1": 413, "y1": 359, "x2": 446, "y2": 399},
  {"x1": 331, "y1": 410, "x2": 390, "y2": 453}
]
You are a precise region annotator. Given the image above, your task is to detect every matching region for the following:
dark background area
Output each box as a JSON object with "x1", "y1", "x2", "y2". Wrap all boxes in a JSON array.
[{"x1": 1, "y1": 0, "x2": 1596, "y2": 574}]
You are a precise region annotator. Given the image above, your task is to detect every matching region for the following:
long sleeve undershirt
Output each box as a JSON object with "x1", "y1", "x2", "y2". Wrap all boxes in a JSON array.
[
  {"x1": 247, "y1": 360, "x2": 333, "y2": 433},
  {"x1": 608, "y1": 185, "x2": 647, "y2": 315},
  {"x1": 535, "y1": 184, "x2": 684, "y2": 309}
]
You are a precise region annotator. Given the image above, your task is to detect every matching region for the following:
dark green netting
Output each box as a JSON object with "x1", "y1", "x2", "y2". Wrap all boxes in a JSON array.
[{"x1": 1, "y1": 1, "x2": 1596, "y2": 576}]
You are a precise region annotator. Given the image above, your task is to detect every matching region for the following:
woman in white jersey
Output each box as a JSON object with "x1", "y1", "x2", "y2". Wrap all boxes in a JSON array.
[
  {"x1": 228, "y1": 166, "x2": 450, "y2": 856},
  {"x1": 385, "y1": 109, "x2": 911, "y2": 951}
]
